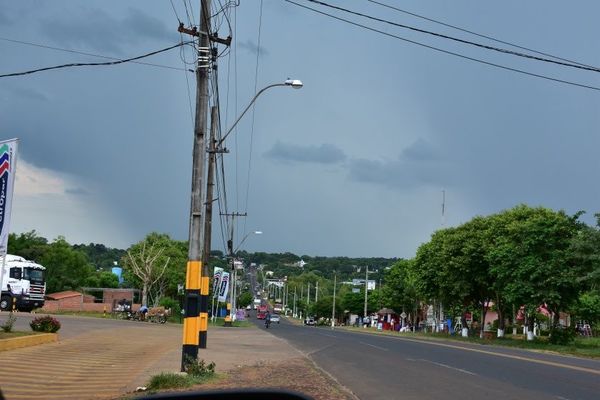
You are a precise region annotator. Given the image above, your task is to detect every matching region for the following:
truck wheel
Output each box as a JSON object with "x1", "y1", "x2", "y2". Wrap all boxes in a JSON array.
[{"x1": 0, "y1": 296, "x2": 10, "y2": 311}]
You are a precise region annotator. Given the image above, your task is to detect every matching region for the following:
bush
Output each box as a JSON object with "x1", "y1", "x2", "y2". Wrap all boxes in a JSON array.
[
  {"x1": 183, "y1": 356, "x2": 215, "y2": 378},
  {"x1": 1, "y1": 312, "x2": 17, "y2": 333},
  {"x1": 30, "y1": 315, "x2": 61, "y2": 333},
  {"x1": 548, "y1": 326, "x2": 576, "y2": 345}
]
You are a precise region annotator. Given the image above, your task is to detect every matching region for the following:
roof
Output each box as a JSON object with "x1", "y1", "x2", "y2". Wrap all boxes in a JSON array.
[{"x1": 46, "y1": 291, "x2": 83, "y2": 300}]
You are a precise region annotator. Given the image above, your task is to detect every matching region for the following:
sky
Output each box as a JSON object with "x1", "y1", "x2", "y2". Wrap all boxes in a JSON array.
[{"x1": 1, "y1": 0, "x2": 599, "y2": 258}]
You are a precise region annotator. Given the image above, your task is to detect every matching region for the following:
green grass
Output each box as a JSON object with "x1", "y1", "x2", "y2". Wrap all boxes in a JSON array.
[
  {"x1": 341, "y1": 326, "x2": 600, "y2": 358},
  {"x1": 41, "y1": 310, "x2": 108, "y2": 319},
  {"x1": 210, "y1": 317, "x2": 254, "y2": 328}
]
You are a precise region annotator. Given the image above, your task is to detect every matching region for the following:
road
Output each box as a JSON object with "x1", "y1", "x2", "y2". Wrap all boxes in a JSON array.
[{"x1": 253, "y1": 315, "x2": 600, "y2": 400}]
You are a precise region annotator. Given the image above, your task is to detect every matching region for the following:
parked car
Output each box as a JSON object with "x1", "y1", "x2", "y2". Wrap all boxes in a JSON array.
[
  {"x1": 304, "y1": 317, "x2": 316, "y2": 326},
  {"x1": 269, "y1": 314, "x2": 280, "y2": 324}
]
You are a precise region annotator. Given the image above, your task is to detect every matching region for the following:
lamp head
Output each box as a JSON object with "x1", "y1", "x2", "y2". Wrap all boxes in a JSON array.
[{"x1": 284, "y1": 79, "x2": 303, "y2": 89}]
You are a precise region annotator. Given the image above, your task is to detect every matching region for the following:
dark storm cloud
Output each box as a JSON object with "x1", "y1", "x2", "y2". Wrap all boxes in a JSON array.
[
  {"x1": 239, "y1": 40, "x2": 269, "y2": 56},
  {"x1": 265, "y1": 141, "x2": 346, "y2": 164},
  {"x1": 347, "y1": 139, "x2": 449, "y2": 188},
  {"x1": 41, "y1": 8, "x2": 178, "y2": 55}
]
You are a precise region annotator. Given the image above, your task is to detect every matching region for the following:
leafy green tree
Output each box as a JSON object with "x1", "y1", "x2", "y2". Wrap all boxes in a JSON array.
[
  {"x1": 487, "y1": 205, "x2": 582, "y2": 334},
  {"x1": 237, "y1": 291, "x2": 253, "y2": 308},
  {"x1": 40, "y1": 237, "x2": 93, "y2": 293},
  {"x1": 8, "y1": 231, "x2": 48, "y2": 261}
]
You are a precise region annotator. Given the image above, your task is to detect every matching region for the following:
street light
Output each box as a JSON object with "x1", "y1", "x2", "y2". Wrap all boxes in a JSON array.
[
  {"x1": 229, "y1": 230, "x2": 262, "y2": 322},
  {"x1": 217, "y1": 79, "x2": 303, "y2": 148}
]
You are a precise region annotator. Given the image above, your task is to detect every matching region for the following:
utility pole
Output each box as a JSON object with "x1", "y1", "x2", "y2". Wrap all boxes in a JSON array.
[
  {"x1": 331, "y1": 272, "x2": 336, "y2": 329},
  {"x1": 307, "y1": 283, "x2": 311, "y2": 305},
  {"x1": 222, "y1": 212, "x2": 246, "y2": 326},
  {"x1": 202, "y1": 105, "x2": 218, "y2": 271},
  {"x1": 363, "y1": 266, "x2": 369, "y2": 319},
  {"x1": 181, "y1": 0, "x2": 211, "y2": 369},
  {"x1": 315, "y1": 281, "x2": 319, "y2": 303}
]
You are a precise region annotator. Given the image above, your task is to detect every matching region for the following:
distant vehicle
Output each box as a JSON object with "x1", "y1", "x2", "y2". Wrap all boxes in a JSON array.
[
  {"x1": 269, "y1": 314, "x2": 280, "y2": 324},
  {"x1": 304, "y1": 317, "x2": 316, "y2": 326},
  {"x1": 1, "y1": 254, "x2": 46, "y2": 312},
  {"x1": 257, "y1": 305, "x2": 268, "y2": 319},
  {"x1": 273, "y1": 303, "x2": 283, "y2": 313},
  {"x1": 246, "y1": 305, "x2": 252, "y2": 310}
]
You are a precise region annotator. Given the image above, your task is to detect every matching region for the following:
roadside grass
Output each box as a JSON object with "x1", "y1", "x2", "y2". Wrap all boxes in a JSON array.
[
  {"x1": 210, "y1": 317, "x2": 254, "y2": 328},
  {"x1": 39, "y1": 310, "x2": 108, "y2": 319},
  {"x1": 146, "y1": 358, "x2": 219, "y2": 394},
  {"x1": 340, "y1": 326, "x2": 600, "y2": 358}
]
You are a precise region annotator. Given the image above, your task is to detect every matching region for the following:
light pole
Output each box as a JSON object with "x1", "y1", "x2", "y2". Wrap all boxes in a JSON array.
[
  {"x1": 228, "y1": 230, "x2": 262, "y2": 324},
  {"x1": 331, "y1": 272, "x2": 337, "y2": 329}
]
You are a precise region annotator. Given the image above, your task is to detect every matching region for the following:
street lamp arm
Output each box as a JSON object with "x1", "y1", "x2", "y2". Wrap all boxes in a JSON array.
[
  {"x1": 216, "y1": 79, "x2": 302, "y2": 148},
  {"x1": 217, "y1": 83, "x2": 285, "y2": 147}
]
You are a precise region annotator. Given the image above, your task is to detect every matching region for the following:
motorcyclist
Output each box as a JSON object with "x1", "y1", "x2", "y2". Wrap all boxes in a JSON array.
[{"x1": 265, "y1": 310, "x2": 271, "y2": 328}]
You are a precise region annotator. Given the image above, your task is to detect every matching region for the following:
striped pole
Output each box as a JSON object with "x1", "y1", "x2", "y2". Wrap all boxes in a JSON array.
[
  {"x1": 182, "y1": 261, "x2": 201, "y2": 369},
  {"x1": 224, "y1": 302, "x2": 232, "y2": 326},
  {"x1": 199, "y1": 272, "x2": 209, "y2": 348}
]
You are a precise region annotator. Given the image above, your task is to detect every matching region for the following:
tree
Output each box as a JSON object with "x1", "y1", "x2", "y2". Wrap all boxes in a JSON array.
[
  {"x1": 237, "y1": 291, "x2": 253, "y2": 308},
  {"x1": 487, "y1": 205, "x2": 582, "y2": 338},
  {"x1": 8, "y1": 231, "x2": 48, "y2": 261},
  {"x1": 40, "y1": 237, "x2": 93, "y2": 293},
  {"x1": 122, "y1": 233, "x2": 172, "y2": 306},
  {"x1": 311, "y1": 296, "x2": 342, "y2": 319}
]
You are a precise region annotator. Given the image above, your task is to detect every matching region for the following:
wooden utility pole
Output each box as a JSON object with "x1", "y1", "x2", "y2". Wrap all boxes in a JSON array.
[
  {"x1": 181, "y1": 0, "x2": 211, "y2": 370},
  {"x1": 363, "y1": 266, "x2": 369, "y2": 318},
  {"x1": 331, "y1": 272, "x2": 336, "y2": 329}
]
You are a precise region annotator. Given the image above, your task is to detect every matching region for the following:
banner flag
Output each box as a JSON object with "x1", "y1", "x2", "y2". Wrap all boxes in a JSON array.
[
  {"x1": 217, "y1": 271, "x2": 230, "y2": 302},
  {"x1": 0, "y1": 138, "x2": 18, "y2": 256},
  {"x1": 212, "y1": 267, "x2": 223, "y2": 297}
]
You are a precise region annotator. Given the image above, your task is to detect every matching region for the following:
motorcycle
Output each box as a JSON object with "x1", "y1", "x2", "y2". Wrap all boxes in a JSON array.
[{"x1": 264, "y1": 318, "x2": 271, "y2": 329}]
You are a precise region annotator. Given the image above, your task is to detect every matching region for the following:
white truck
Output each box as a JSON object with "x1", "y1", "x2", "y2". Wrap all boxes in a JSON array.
[{"x1": 0, "y1": 254, "x2": 46, "y2": 312}]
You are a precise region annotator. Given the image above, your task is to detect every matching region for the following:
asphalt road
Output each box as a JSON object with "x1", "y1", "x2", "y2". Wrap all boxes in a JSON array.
[{"x1": 252, "y1": 316, "x2": 600, "y2": 400}]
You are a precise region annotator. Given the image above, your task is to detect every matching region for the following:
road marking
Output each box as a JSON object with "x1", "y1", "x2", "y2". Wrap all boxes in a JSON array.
[
  {"x1": 359, "y1": 341, "x2": 388, "y2": 351},
  {"x1": 318, "y1": 332, "x2": 337, "y2": 338},
  {"x1": 418, "y1": 359, "x2": 478, "y2": 376},
  {"x1": 343, "y1": 330, "x2": 600, "y2": 376}
]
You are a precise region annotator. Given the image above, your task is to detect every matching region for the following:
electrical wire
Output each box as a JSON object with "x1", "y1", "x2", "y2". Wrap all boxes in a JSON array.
[
  {"x1": 283, "y1": 0, "x2": 600, "y2": 92},
  {"x1": 303, "y1": 0, "x2": 600, "y2": 73},
  {"x1": 0, "y1": 37, "x2": 191, "y2": 73},
  {"x1": 243, "y1": 0, "x2": 264, "y2": 237},
  {"x1": 0, "y1": 41, "x2": 193, "y2": 78},
  {"x1": 170, "y1": 0, "x2": 182, "y2": 23},
  {"x1": 365, "y1": 0, "x2": 595, "y2": 69}
]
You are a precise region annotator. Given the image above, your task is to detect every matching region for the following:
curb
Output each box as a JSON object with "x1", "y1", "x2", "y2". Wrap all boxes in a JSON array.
[{"x1": 0, "y1": 333, "x2": 58, "y2": 352}]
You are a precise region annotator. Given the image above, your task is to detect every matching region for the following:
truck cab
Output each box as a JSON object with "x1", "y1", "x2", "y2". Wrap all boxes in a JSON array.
[{"x1": 1, "y1": 254, "x2": 46, "y2": 312}]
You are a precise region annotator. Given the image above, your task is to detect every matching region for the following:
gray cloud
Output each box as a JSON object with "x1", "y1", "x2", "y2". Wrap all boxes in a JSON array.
[
  {"x1": 265, "y1": 141, "x2": 346, "y2": 164},
  {"x1": 65, "y1": 187, "x2": 90, "y2": 195},
  {"x1": 347, "y1": 139, "x2": 449, "y2": 189},
  {"x1": 239, "y1": 40, "x2": 269, "y2": 56},
  {"x1": 5, "y1": 85, "x2": 49, "y2": 102},
  {"x1": 41, "y1": 8, "x2": 178, "y2": 54}
]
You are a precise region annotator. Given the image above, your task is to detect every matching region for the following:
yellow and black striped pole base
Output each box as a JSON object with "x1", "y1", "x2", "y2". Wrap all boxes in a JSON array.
[
  {"x1": 223, "y1": 302, "x2": 232, "y2": 327},
  {"x1": 182, "y1": 261, "x2": 201, "y2": 371}
]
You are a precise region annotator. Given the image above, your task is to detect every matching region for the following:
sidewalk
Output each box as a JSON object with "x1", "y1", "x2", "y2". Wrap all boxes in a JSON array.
[{"x1": 0, "y1": 322, "x2": 300, "y2": 399}]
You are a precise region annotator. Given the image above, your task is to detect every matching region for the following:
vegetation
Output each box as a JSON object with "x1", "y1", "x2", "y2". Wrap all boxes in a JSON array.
[
  {"x1": 1, "y1": 313, "x2": 17, "y2": 333},
  {"x1": 147, "y1": 358, "x2": 216, "y2": 392},
  {"x1": 30, "y1": 315, "x2": 61, "y2": 333}
]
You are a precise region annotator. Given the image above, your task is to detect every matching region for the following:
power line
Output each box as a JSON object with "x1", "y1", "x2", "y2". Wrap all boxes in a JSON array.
[
  {"x1": 0, "y1": 37, "x2": 191, "y2": 73},
  {"x1": 0, "y1": 41, "x2": 193, "y2": 78},
  {"x1": 365, "y1": 0, "x2": 594, "y2": 69},
  {"x1": 243, "y1": 0, "x2": 265, "y2": 237},
  {"x1": 304, "y1": 0, "x2": 600, "y2": 73},
  {"x1": 283, "y1": 0, "x2": 600, "y2": 92}
]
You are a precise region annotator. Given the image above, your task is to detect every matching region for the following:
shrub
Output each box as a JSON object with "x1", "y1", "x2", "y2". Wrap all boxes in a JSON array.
[
  {"x1": 30, "y1": 315, "x2": 61, "y2": 333},
  {"x1": 184, "y1": 356, "x2": 215, "y2": 378},
  {"x1": 548, "y1": 325, "x2": 576, "y2": 345},
  {"x1": 1, "y1": 312, "x2": 17, "y2": 333}
]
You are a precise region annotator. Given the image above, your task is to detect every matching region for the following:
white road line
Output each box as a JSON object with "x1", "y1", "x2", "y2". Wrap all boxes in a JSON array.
[
  {"x1": 419, "y1": 359, "x2": 477, "y2": 376},
  {"x1": 318, "y1": 333, "x2": 337, "y2": 338},
  {"x1": 359, "y1": 341, "x2": 388, "y2": 351}
]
